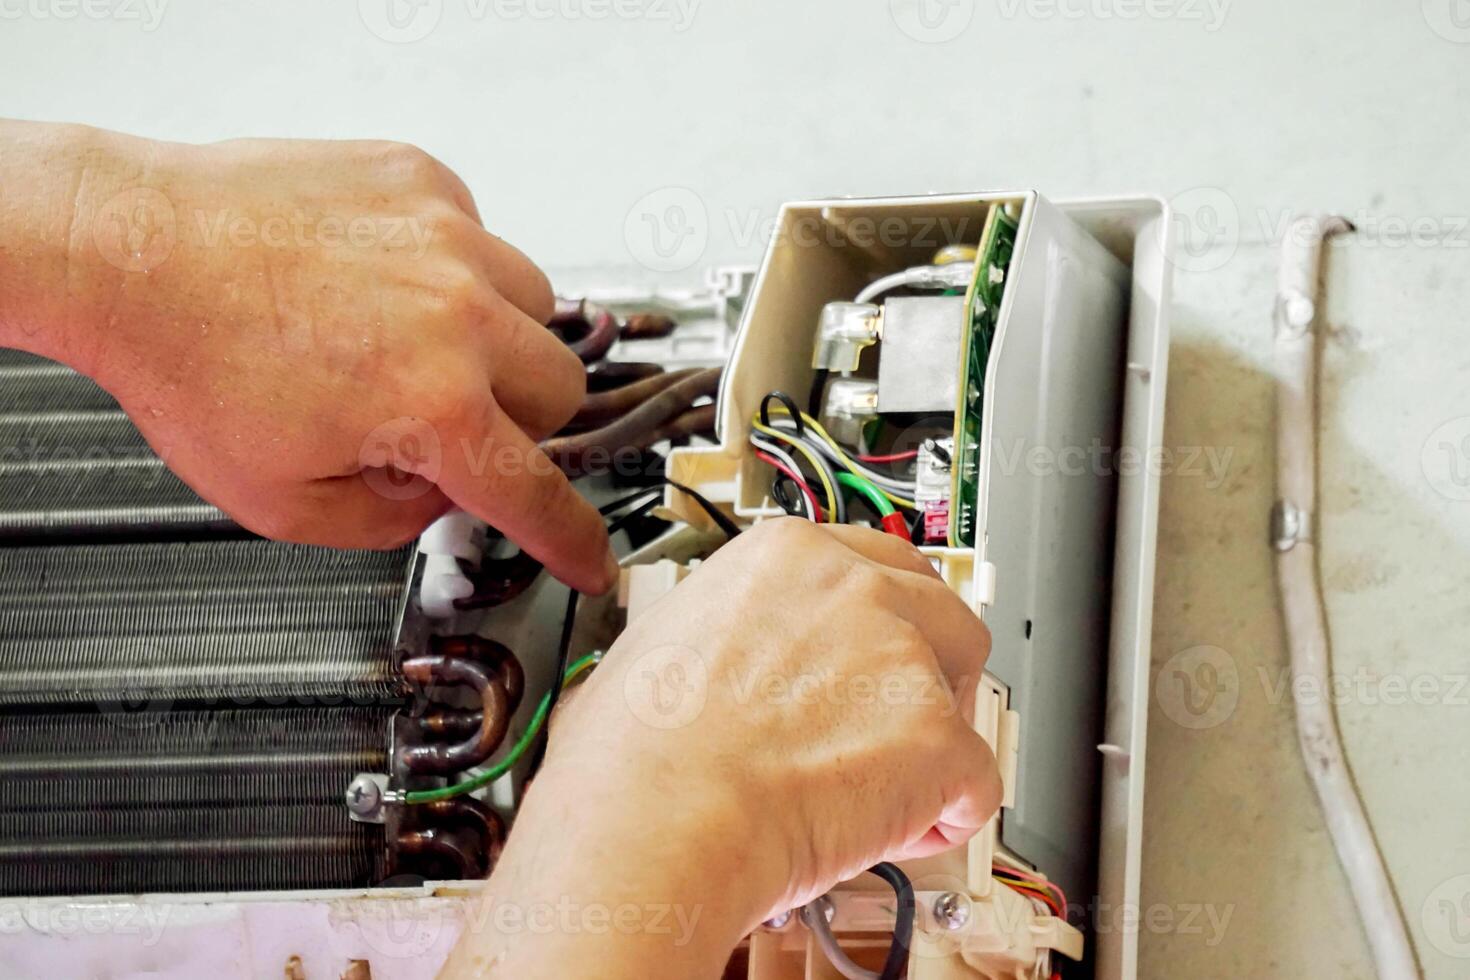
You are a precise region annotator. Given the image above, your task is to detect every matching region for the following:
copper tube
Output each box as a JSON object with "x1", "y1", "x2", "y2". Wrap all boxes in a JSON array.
[
  {"x1": 569, "y1": 367, "x2": 703, "y2": 430},
  {"x1": 619, "y1": 312, "x2": 677, "y2": 340},
  {"x1": 647, "y1": 403, "x2": 717, "y2": 445},
  {"x1": 429, "y1": 635, "x2": 525, "y2": 712},
  {"x1": 399, "y1": 656, "x2": 511, "y2": 774},
  {"x1": 395, "y1": 827, "x2": 481, "y2": 878},
  {"x1": 587, "y1": 361, "x2": 664, "y2": 392},
  {"x1": 542, "y1": 367, "x2": 721, "y2": 477},
  {"x1": 414, "y1": 709, "x2": 484, "y2": 741},
  {"x1": 548, "y1": 298, "x2": 619, "y2": 363},
  {"x1": 424, "y1": 798, "x2": 507, "y2": 865},
  {"x1": 453, "y1": 549, "x2": 543, "y2": 610}
]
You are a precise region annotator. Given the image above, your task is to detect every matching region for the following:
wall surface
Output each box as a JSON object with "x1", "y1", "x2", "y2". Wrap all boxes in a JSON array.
[{"x1": 3, "y1": 2, "x2": 1468, "y2": 976}]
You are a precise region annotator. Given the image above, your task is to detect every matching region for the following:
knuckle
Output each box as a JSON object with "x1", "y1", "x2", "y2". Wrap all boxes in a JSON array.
[
  {"x1": 408, "y1": 369, "x2": 481, "y2": 431},
  {"x1": 438, "y1": 263, "x2": 493, "y2": 320},
  {"x1": 883, "y1": 617, "x2": 934, "y2": 667},
  {"x1": 747, "y1": 515, "x2": 820, "y2": 553},
  {"x1": 377, "y1": 140, "x2": 439, "y2": 179},
  {"x1": 518, "y1": 264, "x2": 556, "y2": 324},
  {"x1": 840, "y1": 560, "x2": 892, "y2": 605}
]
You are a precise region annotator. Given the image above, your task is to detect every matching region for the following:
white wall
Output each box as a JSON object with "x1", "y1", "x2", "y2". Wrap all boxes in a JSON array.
[{"x1": 3, "y1": 0, "x2": 1466, "y2": 284}]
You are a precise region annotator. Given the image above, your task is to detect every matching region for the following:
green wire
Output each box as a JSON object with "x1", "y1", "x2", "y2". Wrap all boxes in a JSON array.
[
  {"x1": 835, "y1": 471, "x2": 895, "y2": 517},
  {"x1": 401, "y1": 651, "x2": 602, "y2": 805}
]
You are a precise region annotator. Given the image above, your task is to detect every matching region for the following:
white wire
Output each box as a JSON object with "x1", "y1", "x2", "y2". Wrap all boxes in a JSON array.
[
  {"x1": 800, "y1": 900, "x2": 877, "y2": 980},
  {"x1": 765, "y1": 420, "x2": 917, "y2": 494},
  {"x1": 1273, "y1": 213, "x2": 1419, "y2": 980},
  {"x1": 855, "y1": 267, "x2": 931, "y2": 305},
  {"x1": 853, "y1": 263, "x2": 972, "y2": 304}
]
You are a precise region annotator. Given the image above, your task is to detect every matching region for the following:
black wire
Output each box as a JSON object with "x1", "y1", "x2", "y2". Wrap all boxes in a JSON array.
[
  {"x1": 759, "y1": 390, "x2": 804, "y2": 436},
  {"x1": 525, "y1": 584, "x2": 580, "y2": 780},
  {"x1": 869, "y1": 862, "x2": 914, "y2": 980},
  {"x1": 598, "y1": 478, "x2": 740, "y2": 540},
  {"x1": 542, "y1": 498, "x2": 657, "y2": 745},
  {"x1": 922, "y1": 437, "x2": 952, "y2": 467},
  {"x1": 769, "y1": 473, "x2": 806, "y2": 518},
  {"x1": 909, "y1": 512, "x2": 927, "y2": 547},
  {"x1": 607, "y1": 495, "x2": 662, "y2": 536},
  {"x1": 664, "y1": 478, "x2": 741, "y2": 538},
  {"x1": 598, "y1": 487, "x2": 664, "y2": 516},
  {"x1": 528, "y1": 486, "x2": 727, "y2": 780},
  {"x1": 807, "y1": 369, "x2": 829, "y2": 418}
]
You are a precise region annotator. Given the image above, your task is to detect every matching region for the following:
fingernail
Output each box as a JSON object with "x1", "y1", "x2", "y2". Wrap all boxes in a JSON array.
[{"x1": 602, "y1": 548, "x2": 621, "y2": 592}]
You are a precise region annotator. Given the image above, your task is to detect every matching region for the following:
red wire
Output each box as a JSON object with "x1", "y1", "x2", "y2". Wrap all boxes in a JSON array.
[
  {"x1": 754, "y1": 450, "x2": 823, "y2": 522},
  {"x1": 993, "y1": 867, "x2": 1068, "y2": 918},
  {"x1": 857, "y1": 449, "x2": 920, "y2": 463}
]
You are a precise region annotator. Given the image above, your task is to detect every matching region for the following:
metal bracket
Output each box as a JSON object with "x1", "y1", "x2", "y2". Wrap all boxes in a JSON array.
[
  {"x1": 345, "y1": 773, "x2": 391, "y2": 824},
  {"x1": 1270, "y1": 499, "x2": 1312, "y2": 551}
]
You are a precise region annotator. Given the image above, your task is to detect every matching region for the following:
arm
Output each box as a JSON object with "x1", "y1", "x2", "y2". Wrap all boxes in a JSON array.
[
  {"x1": 0, "y1": 119, "x2": 614, "y2": 592},
  {"x1": 441, "y1": 520, "x2": 1001, "y2": 978}
]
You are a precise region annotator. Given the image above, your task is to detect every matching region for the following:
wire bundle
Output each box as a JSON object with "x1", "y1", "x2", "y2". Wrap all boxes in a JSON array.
[
  {"x1": 992, "y1": 861, "x2": 1069, "y2": 919},
  {"x1": 748, "y1": 392, "x2": 915, "y2": 537}
]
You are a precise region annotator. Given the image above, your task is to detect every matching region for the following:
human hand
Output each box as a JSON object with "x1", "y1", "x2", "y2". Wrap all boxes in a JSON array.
[
  {"x1": 443, "y1": 519, "x2": 999, "y2": 978},
  {"x1": 2, "y1": 123, "x2": 613, "y2": 592}
]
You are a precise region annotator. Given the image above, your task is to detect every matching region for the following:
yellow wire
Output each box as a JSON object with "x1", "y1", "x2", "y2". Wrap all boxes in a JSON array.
[
  {"x1": 993, "y1": 875, "x2": 1062, "y2": 907},
  {"x1": 757, "y1": 408, "x2": 919, "y2": 511},
  {"x1": 750, "y1": 421, "x2": 839, "y2": 522},
  {"x1": 562, "y1": 652, "x2": 601, "y2": 686}
]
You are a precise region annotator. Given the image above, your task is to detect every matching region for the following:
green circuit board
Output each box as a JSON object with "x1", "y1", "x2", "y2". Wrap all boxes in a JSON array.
[{"x1": 948, "y1": 203, "x2": 1019, "y2": 547}]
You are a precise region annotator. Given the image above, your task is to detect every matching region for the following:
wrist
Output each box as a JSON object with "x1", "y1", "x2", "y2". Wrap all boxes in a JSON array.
[
  {"x1": 445, "y1": 763, "x2": 787, "y2": 979},
  {"x1": 0, "y1": 120, "x2": 171, "y2": 372}
]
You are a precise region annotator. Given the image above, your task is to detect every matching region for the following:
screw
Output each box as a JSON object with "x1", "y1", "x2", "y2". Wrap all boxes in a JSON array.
[
  {"x1": 934, "y1": 891, "x2": 971, "y2": 931},
  {"x1": 345, "y1": 774, "x2": 382, "y2": 817}
]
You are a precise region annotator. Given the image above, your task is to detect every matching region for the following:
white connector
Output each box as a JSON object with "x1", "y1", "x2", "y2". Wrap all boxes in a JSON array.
[{"x1": 418, "y1": 508, "x2": 486, "y2": 619}]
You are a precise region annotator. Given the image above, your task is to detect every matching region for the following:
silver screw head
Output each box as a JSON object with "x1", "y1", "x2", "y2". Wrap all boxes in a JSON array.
[
  {"x1": 934, "y1": 891, "x2": 971, "y2": 931},
  {"x1": 346, "y1": 774, "x2": 382, "y2": 815}
]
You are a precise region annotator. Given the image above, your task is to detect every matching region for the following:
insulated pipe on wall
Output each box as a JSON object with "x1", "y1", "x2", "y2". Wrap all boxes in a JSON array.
[{"x1": 1271, "y1": 213, "x2": 1419, "y2": 980}]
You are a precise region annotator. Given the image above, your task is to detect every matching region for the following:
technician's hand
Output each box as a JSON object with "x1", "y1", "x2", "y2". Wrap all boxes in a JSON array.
[
  {"x1": 442, "y1": 520, "x2": 1000, "y2": 980},
  {"x1": 0, "y1": 121, "x2": 614, "y2": 592}
]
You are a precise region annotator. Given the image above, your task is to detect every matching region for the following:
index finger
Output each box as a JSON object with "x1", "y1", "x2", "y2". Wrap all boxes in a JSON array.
[{"x1": 433, "y1": 400, "x2": 616, "y2": 595}]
